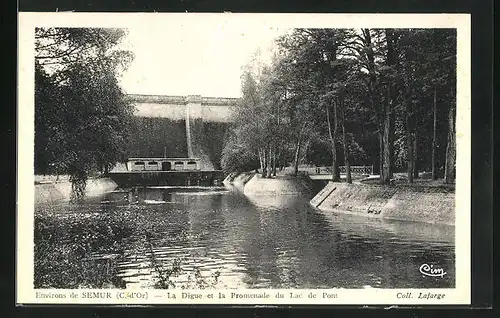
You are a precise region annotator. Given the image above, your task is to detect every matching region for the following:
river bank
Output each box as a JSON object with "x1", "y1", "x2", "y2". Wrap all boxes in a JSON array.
[
  {"x1": 34, "y1": 175, "x2": 455, "y2": 289},
  {"x1": 311, "y1": 182, "x2": 455, "y2": 226},
  {"x1": 35, "y1": 186, "x2": 455, "y2": 289},
  {"x1": 223, "y1": 172, "x2": 255, "y2": 190},
  {"x1": 35, "y1": 176, "x2": 118, "y2": 204},
  {"x1": 226, "y1": 172, "x2": 455, "y2": 226},
  {"x1": 224, "y1": 172, "x2": 325, "y2": 199}
]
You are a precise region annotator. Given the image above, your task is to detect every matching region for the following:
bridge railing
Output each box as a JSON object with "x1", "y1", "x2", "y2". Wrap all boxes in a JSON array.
[{"x1": 301, "y1": 165, "x2": 374, "y2": 175}]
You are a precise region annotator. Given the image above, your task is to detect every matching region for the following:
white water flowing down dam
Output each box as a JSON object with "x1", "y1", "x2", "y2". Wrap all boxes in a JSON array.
[{"x1": 127, "y1": 94, "x2": 237, "y2": 171}]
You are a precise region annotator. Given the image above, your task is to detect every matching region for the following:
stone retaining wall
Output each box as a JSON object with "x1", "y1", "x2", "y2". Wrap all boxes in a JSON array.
[
  {"x1": 311, "y1": 182, "x2": 455, "y2": 225},
  {"x1": 35, "y1": 178, "x2": 118, "y2": 204},
  {"x1": 243, "y1": 174, "x2": 316, "y2": 198}
]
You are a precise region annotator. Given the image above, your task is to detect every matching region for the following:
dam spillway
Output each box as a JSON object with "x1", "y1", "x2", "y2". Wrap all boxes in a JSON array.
[
  {"x1": 111, "y1": 94, "x2": 236, "y2": 187},
  {"x1": 125, "y1": 94, "x2": 236, "y2": 171}
]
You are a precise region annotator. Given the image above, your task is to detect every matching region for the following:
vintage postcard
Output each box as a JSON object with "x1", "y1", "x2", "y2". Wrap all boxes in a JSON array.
[{"x1": 17, "y1": 12, "x2": 471, "y2": 305}]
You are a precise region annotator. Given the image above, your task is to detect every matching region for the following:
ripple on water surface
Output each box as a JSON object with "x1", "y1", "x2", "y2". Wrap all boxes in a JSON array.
[{"x1": 37, "y1": 187, "x2": 455, "y2": 289}]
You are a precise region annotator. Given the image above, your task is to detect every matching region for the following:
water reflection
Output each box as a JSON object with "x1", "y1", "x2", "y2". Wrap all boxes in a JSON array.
[{"x1": 39, "y1": 186, "x2": 455, "y2": 289}]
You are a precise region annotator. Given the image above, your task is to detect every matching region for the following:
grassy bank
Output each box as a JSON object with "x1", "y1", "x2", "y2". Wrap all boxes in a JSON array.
[
  {"x1": 35, "y1": 202, "x2": 220, "y2": 289},
  {"x1": 34, "y1": 208, "x2": 134, "y2": 288}
]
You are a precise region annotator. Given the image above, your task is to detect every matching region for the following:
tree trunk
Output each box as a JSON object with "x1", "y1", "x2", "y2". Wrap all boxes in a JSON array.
[
  {"x1": 257, "y1": 149, "x2": 261, "y2": 174},
  {"x1": 272, "y1": 147, "x2": 277, "y2": 177},
  {"x1": 382, "y1": 124, "x2": 391, "y2": 184},
  {"x1": 326, "y1": 101, "x2": 339, "y2": 181},
  {"x1": 303, "y1": 140, "x2": 310, "y2": 164},
  {"x1": 384, "y1": 30, "x2": 396, "y2": 181},
  {"x1": 413, "y1": 130, "x2": 418, "y2": 179},
  {"x1": 431, "y1": 85, "x2": 438, "y2": 180},
  {"x1": 276, "y1": 148, "x2": 280, "y2": 173},
  {"x1": 276, "y1": 138, "x2": 285, "y2": 175},
  {"x1": 405, "y1": 98, "x2": 414, "y2": 184},
  {"x1": 273, "y1": 100, "x2": 280, "y2": 177},
  {"x1": 264, "y1": 146, "x2": 267, "y2": 178},
  {"x1": 444, "y1": 101, "x2": 456, "y2": 184},
  {"x1": 267, "y1": 144, "x2": 272, "y2": 178},
  {"x1": 293, "y1": 138, "x2": 302, "y2": 176},
  {"x1": 378, "y1": 130, "x2": 384, "y2": 179},
  {"x1": 374, "y1": 93, "x2": 383, "y2": 183},
  {"x1": 260, "y1": 148, "x2": 267, "y2": 178},
  {"x1": 364, "y1": 29, "x2": 383, "y2": 182},
  {"x1": 339, "y1": 96, "x2": 352, "y2": 183},
  {"x1": 334, "y1": 101, "x2": 340, "y2": 181},
  {"x1": 407, "y1": 131, "x2": 414, "y2": 183},
  {"x1": 381, "y1": 84, "x2": 391, "y2": 185},
  {"x1": 293, "y1": 121, "x2": 306, "y2": 176},
  {"x1": 389, "y1": 89, "x2": 396, "y2": 179}
]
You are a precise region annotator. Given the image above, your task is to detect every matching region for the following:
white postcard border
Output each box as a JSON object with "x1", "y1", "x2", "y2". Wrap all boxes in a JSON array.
[{"x1": 17, "y1": 12, "x2": 471, "y2": 305}]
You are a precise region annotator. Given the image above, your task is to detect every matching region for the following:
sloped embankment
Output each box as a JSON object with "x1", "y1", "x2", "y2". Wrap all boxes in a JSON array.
[
  {"x1": 311, "y1": 182, "x2": 455, "y2": 225},
  {"x1": 223, "y1": 172, "x2": 256, "y2": 191},
  {"x1": 35, "y1": 178, "x2": 118, "y2": 204},
  {"x1": 243, "y1": 174, "x2": 317, "y2": 199}
]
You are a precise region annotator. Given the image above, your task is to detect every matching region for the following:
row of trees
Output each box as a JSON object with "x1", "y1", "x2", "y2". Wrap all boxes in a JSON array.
[
  {"x1": 222, "y1": 28, "x2": 457, "y2": 184},
  {"x1": 35, "y1": 28, "x2": 134, "y2": 197}
]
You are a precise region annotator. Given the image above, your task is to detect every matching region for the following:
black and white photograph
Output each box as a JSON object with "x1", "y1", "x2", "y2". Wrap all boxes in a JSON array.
[{"x1": 17, "y1": 13, "x2": 471, "y2": 305}]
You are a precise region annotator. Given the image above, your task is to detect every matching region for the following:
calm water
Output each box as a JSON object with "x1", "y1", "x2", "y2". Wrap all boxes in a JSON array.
[{"x1": 37, "y1": 186, "x2": 455, "y2": 289}]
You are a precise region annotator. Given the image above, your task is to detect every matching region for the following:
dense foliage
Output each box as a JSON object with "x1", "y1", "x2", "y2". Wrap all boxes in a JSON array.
[
  {"x1": 222, "y1": 28, "x2": 457, "y2": 184},
  {"x1": 35, "y1": 28, "x2": 134, "y2": 198}
]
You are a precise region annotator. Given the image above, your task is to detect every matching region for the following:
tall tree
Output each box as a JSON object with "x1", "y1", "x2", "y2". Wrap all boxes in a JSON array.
[
  {"x1": 338, "y1": 93, "x2": 352, "y2": 183},
  {"x1": 431, "y1": 85, "x2": 438, "y2": 180},
  {"x1": 351, "y1": 29, "x2": 393, "y2": 184},
  {"x1": 35, "y1": 27, "x2": 134, "y2": 198},
  {"x1": 444, "y1": 86, "x2": 456, "y2": 184},
  {"x1": 222, "y1": 27, "x2": 456, "y2": 187}
]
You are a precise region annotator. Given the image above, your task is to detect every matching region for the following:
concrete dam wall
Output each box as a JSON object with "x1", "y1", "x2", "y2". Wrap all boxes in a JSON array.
[
  {"x1": 127, "y1": 117, "x2": 189, "y2": 158},
  {"x1": 126, "y1": 94, "x2": 236, "y2": 170},
  {"x1": 127, "y1": 118, "x2": 229, "y2": 170}
]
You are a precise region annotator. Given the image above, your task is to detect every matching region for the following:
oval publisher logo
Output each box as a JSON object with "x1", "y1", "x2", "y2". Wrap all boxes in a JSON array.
[{"x1": 419, "y1": 263, "x2": 447, "y2": 277}]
